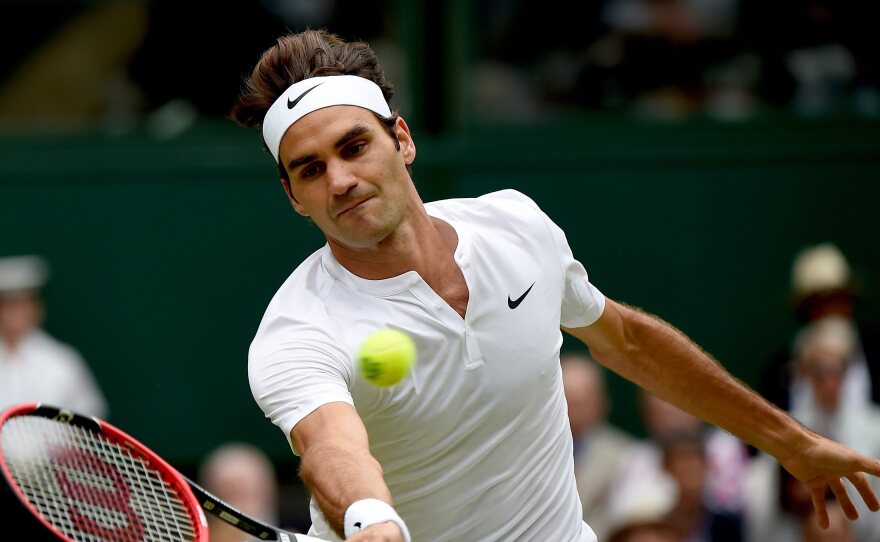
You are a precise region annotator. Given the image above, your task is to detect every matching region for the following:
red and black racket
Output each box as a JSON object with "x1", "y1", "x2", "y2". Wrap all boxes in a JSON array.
[{"x1": 0, "y1": 403, "x2": 326, "y2": 542}]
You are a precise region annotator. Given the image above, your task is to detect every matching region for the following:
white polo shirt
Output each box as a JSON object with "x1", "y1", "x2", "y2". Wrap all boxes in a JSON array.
[{"x1": 249, "y1": 189, "x2": 605, "y2": 541}]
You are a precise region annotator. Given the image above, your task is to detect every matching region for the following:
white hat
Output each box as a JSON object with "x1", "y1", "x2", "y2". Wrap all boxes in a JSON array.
[
  {"x1": 791, "y1": 243, "x2": 853, "y2": 299},
  {"x1": 0, "y1": 255, "x2": 49, "y2": 295},
  {"x1": 607, "y1": 467, "x2": 679, "y2": 541}
]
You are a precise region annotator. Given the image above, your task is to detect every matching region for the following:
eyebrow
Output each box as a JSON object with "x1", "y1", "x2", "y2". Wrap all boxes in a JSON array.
[
  {"x1": 335, "y1": 124, "x2": 372, "y2": 149},
  {"x1": 286, "y1": 124, "x2": 373, "y2": 172}
]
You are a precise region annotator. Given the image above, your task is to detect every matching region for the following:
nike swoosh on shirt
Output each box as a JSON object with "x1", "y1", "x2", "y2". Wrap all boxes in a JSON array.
[
  {"x1": 508, "y1": 282, "x2": 535, "y2": 309},
  {"x1": 287, "y1": 82, "x2": 324, "y2": 109}
]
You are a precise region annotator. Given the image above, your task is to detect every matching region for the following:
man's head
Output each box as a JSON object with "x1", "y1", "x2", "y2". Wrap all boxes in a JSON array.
[
  {"x1": 231, "y1": 30, "x2": 405, "y2": 184},
  {"x1": 278, "y1": 104, "x2": 416, "y2": 249},
  {"x1": 198, "y1": 443, "x2": 278, "y2": 524},
  {"x1": 639, "y1": 391, "x2": 702, "y2": 440},
  {"x1": 659, "y1": 430, "x2": 708, "y2": 511},
  {"x1": 561, "y1": 352, "x2": 609, "y2": 438},
  {"x1": 231, "y1": 30, "x2": 416, "y2": 250},
  {"x1": 0, "y1": 256, "x2": 48, "y2": 346},
  {"x1": 793, "y1": 316, "x2": 856, "y2": 414}
]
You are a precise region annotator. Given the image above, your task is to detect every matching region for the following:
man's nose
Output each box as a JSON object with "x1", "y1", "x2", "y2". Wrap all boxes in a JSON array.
[{"x1": 326, "y1": 160, "x2": 358, "y2": 196}]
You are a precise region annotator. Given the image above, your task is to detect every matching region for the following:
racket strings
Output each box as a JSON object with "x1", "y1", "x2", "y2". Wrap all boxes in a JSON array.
[
  {"x1": 1, "y1": 416, "x2": 198, "y2": 541},
  {"x1": 94, "y1": 425, "x2": 193, "y2": 541}
]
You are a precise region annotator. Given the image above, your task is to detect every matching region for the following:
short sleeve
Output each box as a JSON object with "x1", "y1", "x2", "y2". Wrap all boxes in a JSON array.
[
  {"x1": 480, "y1": 190, "x2": 606, "y2": 328},
  {"x1": 529, "y1": 198, "x2": 606, "y2": 328},
  {"x1": 248, "y1": 325, "x2": 353, "y2": 455}
]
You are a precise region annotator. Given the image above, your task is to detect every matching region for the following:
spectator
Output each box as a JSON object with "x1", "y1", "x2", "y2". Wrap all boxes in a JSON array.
[
  {"x1": 660, "y1": 430, "x2": 743, "y2": 541},
  {"x1": 747, "y1": 461, "x2": 855, "y2": 542},
  {"x1": 738, "y1": 0, "x2": 880, "y2": 116},
  {"x1": 561, "y1": 352, "x2": 638, "y2": 540},
  {"x1": 198, "y1": 442, "x2": 283, "y2": 542},
  {"x1": 793, "y1": 316, "x2": 880, "y2": 540},
  {"x1": 790, "y1": 316, "x2": 880, "y2": 439},
  {"x1": 748, "y1": 316, "x2": 880, "y2": 541},
  {"x1": 638, "y1": 391, "x2": 749, "y2": 515},
  {"x1": 803, "y1": 499, "x2": 855, "y2": 542},
  {"x1": 606, "y1": 464, "x2": 682, "y2": 542},
  {"x1": 598, "y1": 0, "x2": 743, "y2": 117},
  {"x1": 0, "y1": 255, "x2": 107, "y2": 417},
  {"x1": 759, "y1": 243, "x2": 880, "y2": 415}
]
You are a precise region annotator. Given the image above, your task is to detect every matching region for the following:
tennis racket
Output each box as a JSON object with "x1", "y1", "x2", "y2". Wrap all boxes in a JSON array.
[{"x1": 0, "y1": 403, "x2": 329, "y2": 542}]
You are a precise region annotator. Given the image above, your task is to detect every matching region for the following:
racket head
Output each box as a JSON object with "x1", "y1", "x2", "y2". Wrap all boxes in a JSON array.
[{"x1": 0, "y1": 403, "x2": 208, "y2": 542}]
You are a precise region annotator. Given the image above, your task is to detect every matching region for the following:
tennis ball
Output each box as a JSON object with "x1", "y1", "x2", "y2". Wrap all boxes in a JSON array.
[{"x1": 356, "y1": 328, "x2": 417, "y2": 387}]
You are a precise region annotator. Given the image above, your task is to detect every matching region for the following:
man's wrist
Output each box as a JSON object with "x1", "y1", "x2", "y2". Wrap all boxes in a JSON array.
[{"x1": 343, "y1": 498, "x2": 411, "y2": 542}]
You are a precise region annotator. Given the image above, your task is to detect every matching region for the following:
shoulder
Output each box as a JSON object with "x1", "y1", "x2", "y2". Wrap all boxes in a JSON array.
[
  {"x1": 249, "y1": 248, "x2": 344, "y2": 364},
  {"x1": 262, "y1": 248, "x2": 335, "y2": 322},
  {"x1": 427, "y1": 189, "x2": 542, "y2": 218},
  {"x1": 427, "y1": 189, "x2": 554, "y2": 241}
]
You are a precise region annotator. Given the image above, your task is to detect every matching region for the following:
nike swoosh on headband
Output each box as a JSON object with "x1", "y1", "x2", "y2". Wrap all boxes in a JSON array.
[
  {"x1": 262, "y1": 75, "x2": 392, "y2": 162},
  {"x1": 288, "y1": 83, "x2": 324, "y2": 109}
]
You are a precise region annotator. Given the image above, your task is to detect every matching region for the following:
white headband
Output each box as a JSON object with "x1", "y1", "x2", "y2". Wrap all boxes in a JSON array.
[{"x1": 261, "y1": 75, "x2": 392, "y2": 162}]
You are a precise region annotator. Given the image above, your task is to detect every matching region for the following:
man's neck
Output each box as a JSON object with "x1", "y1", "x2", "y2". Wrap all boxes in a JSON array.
[
  {"x1": 328, "y1": 207, "x2": 455, "y2": 282},
  {"x1": 0, "y1": 332, "x2": 27, "y2": 353}
]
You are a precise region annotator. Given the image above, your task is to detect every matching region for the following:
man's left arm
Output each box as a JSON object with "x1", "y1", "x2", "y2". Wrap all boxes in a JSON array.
[{"x1": 563, "y1": 298, "x2": 880, "y2": 528}]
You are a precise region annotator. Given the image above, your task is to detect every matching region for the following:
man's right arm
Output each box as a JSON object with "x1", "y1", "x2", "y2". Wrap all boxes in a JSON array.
[{"x1": 292, "y1": 401, "x2": 404, "y2": 541}]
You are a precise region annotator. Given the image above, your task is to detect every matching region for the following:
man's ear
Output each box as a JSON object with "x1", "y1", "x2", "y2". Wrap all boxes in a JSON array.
[
  {"x1": 395, "y1": 117, "x2": 416, "y2": 166},
  {"x1": 281, "y1": 178, "x2": 308, "y2": 216}
]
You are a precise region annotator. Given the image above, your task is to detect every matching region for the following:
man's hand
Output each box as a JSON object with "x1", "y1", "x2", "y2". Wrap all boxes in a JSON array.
[
  {"x1": 345, "y1": 521, "x2": 404, "y2": 541},
  {"x1": 780, "y1": 433, "x2": 880, "y2": 528}
]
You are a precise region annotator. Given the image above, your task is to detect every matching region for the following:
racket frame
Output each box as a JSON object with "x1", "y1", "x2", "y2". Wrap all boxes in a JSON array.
[{"x1": 0, "y1": 402, "x2": 209, "y2": 542}]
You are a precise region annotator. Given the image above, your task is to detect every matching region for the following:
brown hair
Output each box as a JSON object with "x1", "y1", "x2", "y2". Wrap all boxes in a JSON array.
[{"x1": 231, "y1": 30, "x2": 403, "y2": 181}]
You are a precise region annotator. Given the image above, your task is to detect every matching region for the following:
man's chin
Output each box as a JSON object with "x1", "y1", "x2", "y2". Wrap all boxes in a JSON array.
[{"x1": 328, "y1": 229, "x2": 394, "y2": 251}]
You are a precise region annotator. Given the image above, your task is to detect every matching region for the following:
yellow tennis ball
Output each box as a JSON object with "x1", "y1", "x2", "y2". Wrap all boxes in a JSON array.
[{"x1": 357, "y1": 329, "x2": 417, "y2": 387}]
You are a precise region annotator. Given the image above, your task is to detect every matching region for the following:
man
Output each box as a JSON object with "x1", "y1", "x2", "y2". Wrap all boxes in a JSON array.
[
  {"x1": 792, "y1": 316, "x2": 880, "y2": 540},
  {"x1": 0, "y1": 255, "x2": 107, "y2": 417},
  {"x1": 760, "y1": 242, "x2": 880, "y2": 413},
  {"x1": 638, "y1": 391, "x2": 749, "y2": 514},
  {"x1": 561, "y1": 352, "x2": 637, "y2": 540},
  {"x1": 236, "y1": 30, "x2": 880, "y2": 542},
  {"x1": 199, "y1": 443, "x2": 283, "y2": 542}
]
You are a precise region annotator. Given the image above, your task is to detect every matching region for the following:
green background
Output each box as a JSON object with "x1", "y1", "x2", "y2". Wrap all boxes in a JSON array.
[{"x1": 2, "y1": 116, "x2": 879, "y2": 465}]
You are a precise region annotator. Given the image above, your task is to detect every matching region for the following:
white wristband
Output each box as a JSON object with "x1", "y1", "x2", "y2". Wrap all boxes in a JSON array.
[{"x1": 343, "y1": 498, "x2": 411, "y2": 542}]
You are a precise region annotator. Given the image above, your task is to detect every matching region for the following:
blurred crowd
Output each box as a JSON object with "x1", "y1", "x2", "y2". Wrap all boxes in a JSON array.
[
  {"x1": 0, "y1": 254, "x2": 309, "y2": 538},
  {"x1": 562, "y1": 242, "x2": 880, "y2": 541},
  {"x1": 1, "y1": 0, "x2": 878, "y2": 132},
  {"x1": 0, "y1": 0, "x2": 396, "y2": 134},
  {"x1": 474, "y1": 0, "x2": 880, "y2": 121},
  {"x1": 6, "y1": 240, "x2": 875, "y2": 541}
]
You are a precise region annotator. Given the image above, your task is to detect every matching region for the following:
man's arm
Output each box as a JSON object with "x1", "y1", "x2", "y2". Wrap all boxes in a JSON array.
[
  {"x1": 563, "y1": 298, "x2": 880, "y2": 528},
  {"x1": 292, "y1": 402, "x2": 404, "y2": 541}
]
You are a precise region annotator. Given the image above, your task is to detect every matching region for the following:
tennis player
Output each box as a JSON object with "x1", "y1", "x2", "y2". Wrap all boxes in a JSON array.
[{"x1": 236, "y1": 30, "x2": 880, "y2": 542}]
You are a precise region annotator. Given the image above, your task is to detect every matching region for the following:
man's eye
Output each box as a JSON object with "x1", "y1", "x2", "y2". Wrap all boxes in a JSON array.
[
  {"x1": 346, "y1": 143, "x2": 365, "y2": 156},
  {"x1": 300, "y1": 164, "x2": 319, "y2": 178}
]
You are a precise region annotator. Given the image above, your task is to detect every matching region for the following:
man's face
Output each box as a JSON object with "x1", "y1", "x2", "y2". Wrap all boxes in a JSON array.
[
  {"x1": 802, "y1": 345, "x2": 847, "y2": 413},
  {"x1": 641, "y1": 392, "x2": 700, "y2": 438},
  {"x1": 0, "y1": 293, "x2": 41, "y2": 342},
  {"x1": 277, "y1": 106, "x2": 416, "y2": 250}
]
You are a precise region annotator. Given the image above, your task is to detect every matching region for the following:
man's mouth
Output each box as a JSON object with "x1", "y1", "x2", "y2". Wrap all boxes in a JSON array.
[{"x1": 336, "y1": 195, "x2": 374, "y2": 217}]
